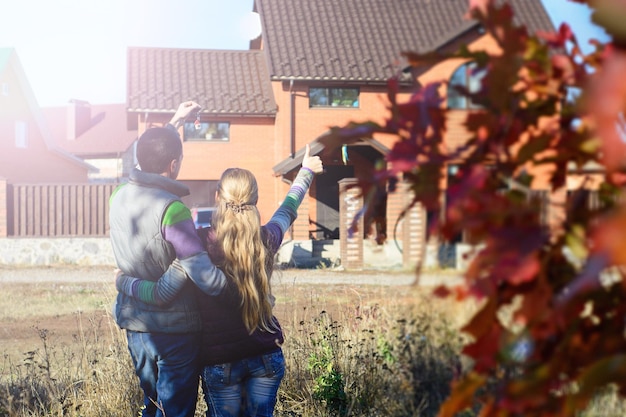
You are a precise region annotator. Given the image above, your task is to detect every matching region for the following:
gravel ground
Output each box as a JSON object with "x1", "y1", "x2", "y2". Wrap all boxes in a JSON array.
[{"x1": 0, "y1": 265, "x2": 463, "y2": 286}]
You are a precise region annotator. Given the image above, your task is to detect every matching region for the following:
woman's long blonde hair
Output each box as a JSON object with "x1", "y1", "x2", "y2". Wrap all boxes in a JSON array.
[{"x1": 210, "y1": 168, "x2": 275, "y2": 333}]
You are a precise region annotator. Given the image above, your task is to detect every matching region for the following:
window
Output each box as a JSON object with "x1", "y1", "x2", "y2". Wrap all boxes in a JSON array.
[
  {"x1": 15, "y1": 120, "x2": 27, "y2": 148},
  {"x1": 309, "y1": 87, "x2": 359, "y2": 108},
  {"x1": 447, "y1": 62, "x2": 487, "y2": 109},
  {"x1": 1, "y1": 82, "x2": 8, "y2": 96},
  {"x1": 184, "y1": 121, "x2": 230, "y2": 141}
]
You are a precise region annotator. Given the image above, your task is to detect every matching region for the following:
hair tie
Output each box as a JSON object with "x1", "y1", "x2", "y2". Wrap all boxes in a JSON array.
[{"x1": 226, "y1": 202, "x2": 250, "y2": 214}]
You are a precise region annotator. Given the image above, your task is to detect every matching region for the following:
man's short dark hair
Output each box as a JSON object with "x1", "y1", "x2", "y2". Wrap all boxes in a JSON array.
[{"x1": 136, "y1": 127, "x2": 183, "y2": 174}]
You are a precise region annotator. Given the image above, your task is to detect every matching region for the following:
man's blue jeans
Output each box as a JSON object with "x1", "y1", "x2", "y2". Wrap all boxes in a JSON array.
[
  {"x1": 126, "y1": 331, "x2": 201, "y2": 417},
  {"x1": 201, "y1": 350, "x2": 285, "y2": 417}
]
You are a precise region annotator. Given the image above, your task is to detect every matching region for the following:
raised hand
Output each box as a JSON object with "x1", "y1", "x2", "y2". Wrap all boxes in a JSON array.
[
  {"x1": 302, "y1": 144, "x2": 323, "y2": 174},
  {"x1": 169, "y1": 101, "x2": 202, "y2": 128}
]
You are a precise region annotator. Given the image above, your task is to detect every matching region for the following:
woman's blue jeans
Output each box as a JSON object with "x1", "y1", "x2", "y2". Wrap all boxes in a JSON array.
[
  {"x1": 201, "y1": 350, "x2": 285, "y2": 417},
  {"x1": 126, "y1": 331, "x2": 201, "y2": 417}
]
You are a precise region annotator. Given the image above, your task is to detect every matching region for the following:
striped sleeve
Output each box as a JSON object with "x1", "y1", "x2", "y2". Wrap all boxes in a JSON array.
[
  {"x1": 115, "y1": 201, "x2": 226, "y2": 306},
  {"x1": 161, "y1": 201, "x2": 206, "y2": 259},
  {"x1": 264, "y1": 167, "x2": 314, "y2": 251},
  {"x1": 116, "y1": 261, "x2": 188, "y2": 306}
]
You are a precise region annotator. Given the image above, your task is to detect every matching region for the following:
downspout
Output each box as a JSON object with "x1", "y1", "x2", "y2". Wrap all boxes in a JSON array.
[
  {"x1": 289, "y1": 79, "x2": 295, "y2": 157},
  {"x1": 281, "y1": 79, "x2": 300, "y2": 252}
]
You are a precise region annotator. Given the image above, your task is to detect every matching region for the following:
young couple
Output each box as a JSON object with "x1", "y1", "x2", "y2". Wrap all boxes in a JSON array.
[{"x1": 109, "y1": 101, "x2": 323, "y2": 417}]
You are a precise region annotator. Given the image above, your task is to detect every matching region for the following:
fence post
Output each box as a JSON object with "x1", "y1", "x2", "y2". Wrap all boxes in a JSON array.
[
  {"x1": 400, "y1": 182, "x2": 427, "y2": 269},
  {"x1": 339, "y1": 178, "x2": 363, "y2": 270},
  {"x1": 0, "y1": 178, "x2": 7, "y2": 238}
]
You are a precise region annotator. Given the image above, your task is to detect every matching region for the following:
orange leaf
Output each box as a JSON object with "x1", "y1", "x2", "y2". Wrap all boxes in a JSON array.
[
  {"x1": 437, "y1": 372, "x2": 486, "y2": 417},
  {"x1": 462, "y1": 297, "x2": 498, "y2": 340},
  {"x1": 592, "y1": 210, "x2": 626, "y2": 265},
  {"x1": 587, "y1": 49, "x2": 626, "y2": 171}
]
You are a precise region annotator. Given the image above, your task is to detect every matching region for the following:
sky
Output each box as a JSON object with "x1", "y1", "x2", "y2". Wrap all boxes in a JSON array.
[{"x1": 0, "y1": 0, "x2": 611, "y2": 108}]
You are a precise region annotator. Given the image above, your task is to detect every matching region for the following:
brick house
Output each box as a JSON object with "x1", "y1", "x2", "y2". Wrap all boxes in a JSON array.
[
  {"x1": 126, "y1": 0, "x2": 558, "y2": 267},
  {"x1": 43, "y1": 100, "x2": 138, "y2": 183},
  {"x1": 126, "y1": 47, "x2": 278, "y2": 219},
  {"x1": 0, "y1": 48, "x2": 93, "y2": 184}
]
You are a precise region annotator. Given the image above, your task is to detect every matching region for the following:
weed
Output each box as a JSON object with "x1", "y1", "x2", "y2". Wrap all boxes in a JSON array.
[{"x1": 2, "y1": 278, "x2": 623, "y2": 416}]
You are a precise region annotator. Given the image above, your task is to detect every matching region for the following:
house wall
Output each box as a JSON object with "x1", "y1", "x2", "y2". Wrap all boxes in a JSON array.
[
  {"x1": 0, "y1": 62, "x2": 89, "y2": 184},
  {"x1": 267, "y1": 35, "x2": 503, "y2": 243},
  {"x1": 0, "y1": 125, "x2": 89, "y2": 183},
  {"x1": 267, "y1": 32, "x2": 604, "y2": 250},
  {"x1": 122, "y1": 31, "x2": 602, "y2": 265},
  {"x1": 270, "y1": 81, "x2": 415, "y2": 240},
  {"x1": 137, "y1": 115, "x2": 279, "y2": 224}
]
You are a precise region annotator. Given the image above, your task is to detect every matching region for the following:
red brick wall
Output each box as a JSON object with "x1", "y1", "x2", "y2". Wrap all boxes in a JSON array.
[
  {"x1": 130, "y1": 33, "x2": 594, "y2": 242},
  {"x1": 137, "y1": 114, "x2": 281, "y2": 225}
]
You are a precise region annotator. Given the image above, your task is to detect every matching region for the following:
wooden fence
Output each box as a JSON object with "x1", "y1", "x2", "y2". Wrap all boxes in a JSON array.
[
  {"x1": 5, "y1": 183, "x2": 118, "y2": 237},
  {"x1": 0, "y1": 179, "x2": 610, "y2": 240}
]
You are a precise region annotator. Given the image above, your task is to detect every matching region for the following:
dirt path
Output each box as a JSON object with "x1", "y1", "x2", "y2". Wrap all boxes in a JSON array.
[
  {"x1": 0, "y1": 265, "x2": 464, "y2": 358},
  {"x1": 0, "y1": 265, "x2": 462, "y2": 286}
]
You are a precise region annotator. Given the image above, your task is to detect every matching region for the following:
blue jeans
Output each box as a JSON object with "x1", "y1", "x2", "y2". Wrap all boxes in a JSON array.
[
  {"x1": 126, "y1": 331, "x2": 201, "y2": 417},
  {"x1": 201, "y1": 350, "x2": 285, "y2": 417}
]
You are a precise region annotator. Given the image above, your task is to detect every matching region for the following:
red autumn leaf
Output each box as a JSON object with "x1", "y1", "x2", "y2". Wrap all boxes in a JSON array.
[
  {"x1": 462, "y1": 322, "x2": 503, "y2": 372},
  {"x1": 514, "y1": 276, "x2": 553, "y2": 326},
  {"x1": 586, "y1": 49, "x2": 626, "y2": 170},
  {"x1": 592, "y1": 210, "x2": 626, "y2": 265},
  {"x1": 434, "y1": 285, "x2": 451, "y2": 298},
  {"x1": 506, "y1": 252, "x2": 540, "y2": 285},
  {"x1": 322, "y1": 0, "x2": 626, "y2": 414},
  {"x1": 537, "y1": 23, "x2": 575, "y2": 48},
  {"x1": 550, "y1": 53, "x2": 576, "y2": 84}
]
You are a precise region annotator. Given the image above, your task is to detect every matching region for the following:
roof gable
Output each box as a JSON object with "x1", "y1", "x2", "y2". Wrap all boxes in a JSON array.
[
  {"x1": 43, "y1": 102, "x2": 138, "y2": 157},
  {"x1": 256, "y1": 0, "x2": 555, "y2": 82},
  {"x1": 0, "y1": 48, "x2": 94, "y2": 173},
  {"x1": 127, "y1": 47, "x2": 277, "y2": 116}
]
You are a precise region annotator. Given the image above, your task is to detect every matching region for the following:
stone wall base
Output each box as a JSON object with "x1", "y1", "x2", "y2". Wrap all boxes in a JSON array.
[{"x1": 0, "y1": 238, "x2": 473, "y2": 270}]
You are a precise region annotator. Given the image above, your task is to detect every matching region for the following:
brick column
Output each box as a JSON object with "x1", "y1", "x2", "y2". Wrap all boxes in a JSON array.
[
  {"x1": 292, "y1": 194, "x2": 310, "y2": 240},
  {"x1": 402, "y1": 188, "x2": 427, "y2": 269},
  {"x1": 339, "y1": 178, "x2": 363, "y2": 270},
  {"x1": 0, "y1": 178, "x2": 7, "y2": 238}
]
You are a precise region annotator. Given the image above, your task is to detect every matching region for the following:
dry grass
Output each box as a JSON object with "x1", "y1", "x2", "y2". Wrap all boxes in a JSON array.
[
  {"x1": 0, "y1": 282, "x2": 107, "y2": 320},
  {"x1": 0, "y1": 272, "x2": 622, "y2": 416}
]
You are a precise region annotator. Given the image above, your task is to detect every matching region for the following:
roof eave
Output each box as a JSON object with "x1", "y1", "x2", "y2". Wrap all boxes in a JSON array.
[
  {"x1": 127, "y1": 109, "x2": 277, "y2": 117},
  {"x1": 273, "y1": 136, "x2": 390, "y2": 176}
]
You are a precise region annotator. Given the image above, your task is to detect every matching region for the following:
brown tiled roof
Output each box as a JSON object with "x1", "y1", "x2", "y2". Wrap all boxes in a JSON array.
[
  {"x1": 44, "y1": 102, "x2": 137, "y2": 157},
  {"x1": 127, "y1": 48, "x2": 277, "y2": 116},
  {"x1": 255, "y1": 0, "x2": 555, "y2": 82}
]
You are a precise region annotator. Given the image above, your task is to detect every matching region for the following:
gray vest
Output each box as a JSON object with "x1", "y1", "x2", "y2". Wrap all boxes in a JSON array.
[{"x1": 109, "y1": 169, "x2": 201, "y2": 333}]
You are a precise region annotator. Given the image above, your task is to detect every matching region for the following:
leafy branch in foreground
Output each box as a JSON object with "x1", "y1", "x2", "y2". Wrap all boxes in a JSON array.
[{"x1": 321, "y1": 0, "x2": 626, "y2": 415}]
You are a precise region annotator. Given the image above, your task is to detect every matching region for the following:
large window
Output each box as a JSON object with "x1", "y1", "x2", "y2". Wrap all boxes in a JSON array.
[
  {"x1": 447, "y1": 62, "x2": 487, "y2": 109},
  {"x1": 184, "y1": 121, "x2": 230, "y2": 141},
  {"x1": 309, "y1": 87, "x2": 359, "y2": 108}
]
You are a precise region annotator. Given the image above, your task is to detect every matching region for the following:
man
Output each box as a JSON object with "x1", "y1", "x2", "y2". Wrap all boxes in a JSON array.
[{"x1": 109, "y1": 101, "x2": 226, "y2": 417}]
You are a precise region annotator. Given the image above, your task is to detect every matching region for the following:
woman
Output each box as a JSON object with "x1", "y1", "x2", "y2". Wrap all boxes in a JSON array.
[{"x1": 116, "y1": 144, "x2": 323, "y2": 416}]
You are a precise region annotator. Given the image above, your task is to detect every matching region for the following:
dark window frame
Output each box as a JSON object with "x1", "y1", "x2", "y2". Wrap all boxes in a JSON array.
[
  {"x1": 309, "y1": 87, "x2": 360, "y2": 108},
  {"x1": 183, "y1": 121, "x2": 230, "y2": 142},
  {"x1": 447, "y1": 62, "x2": 487, "y2": 110}
]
